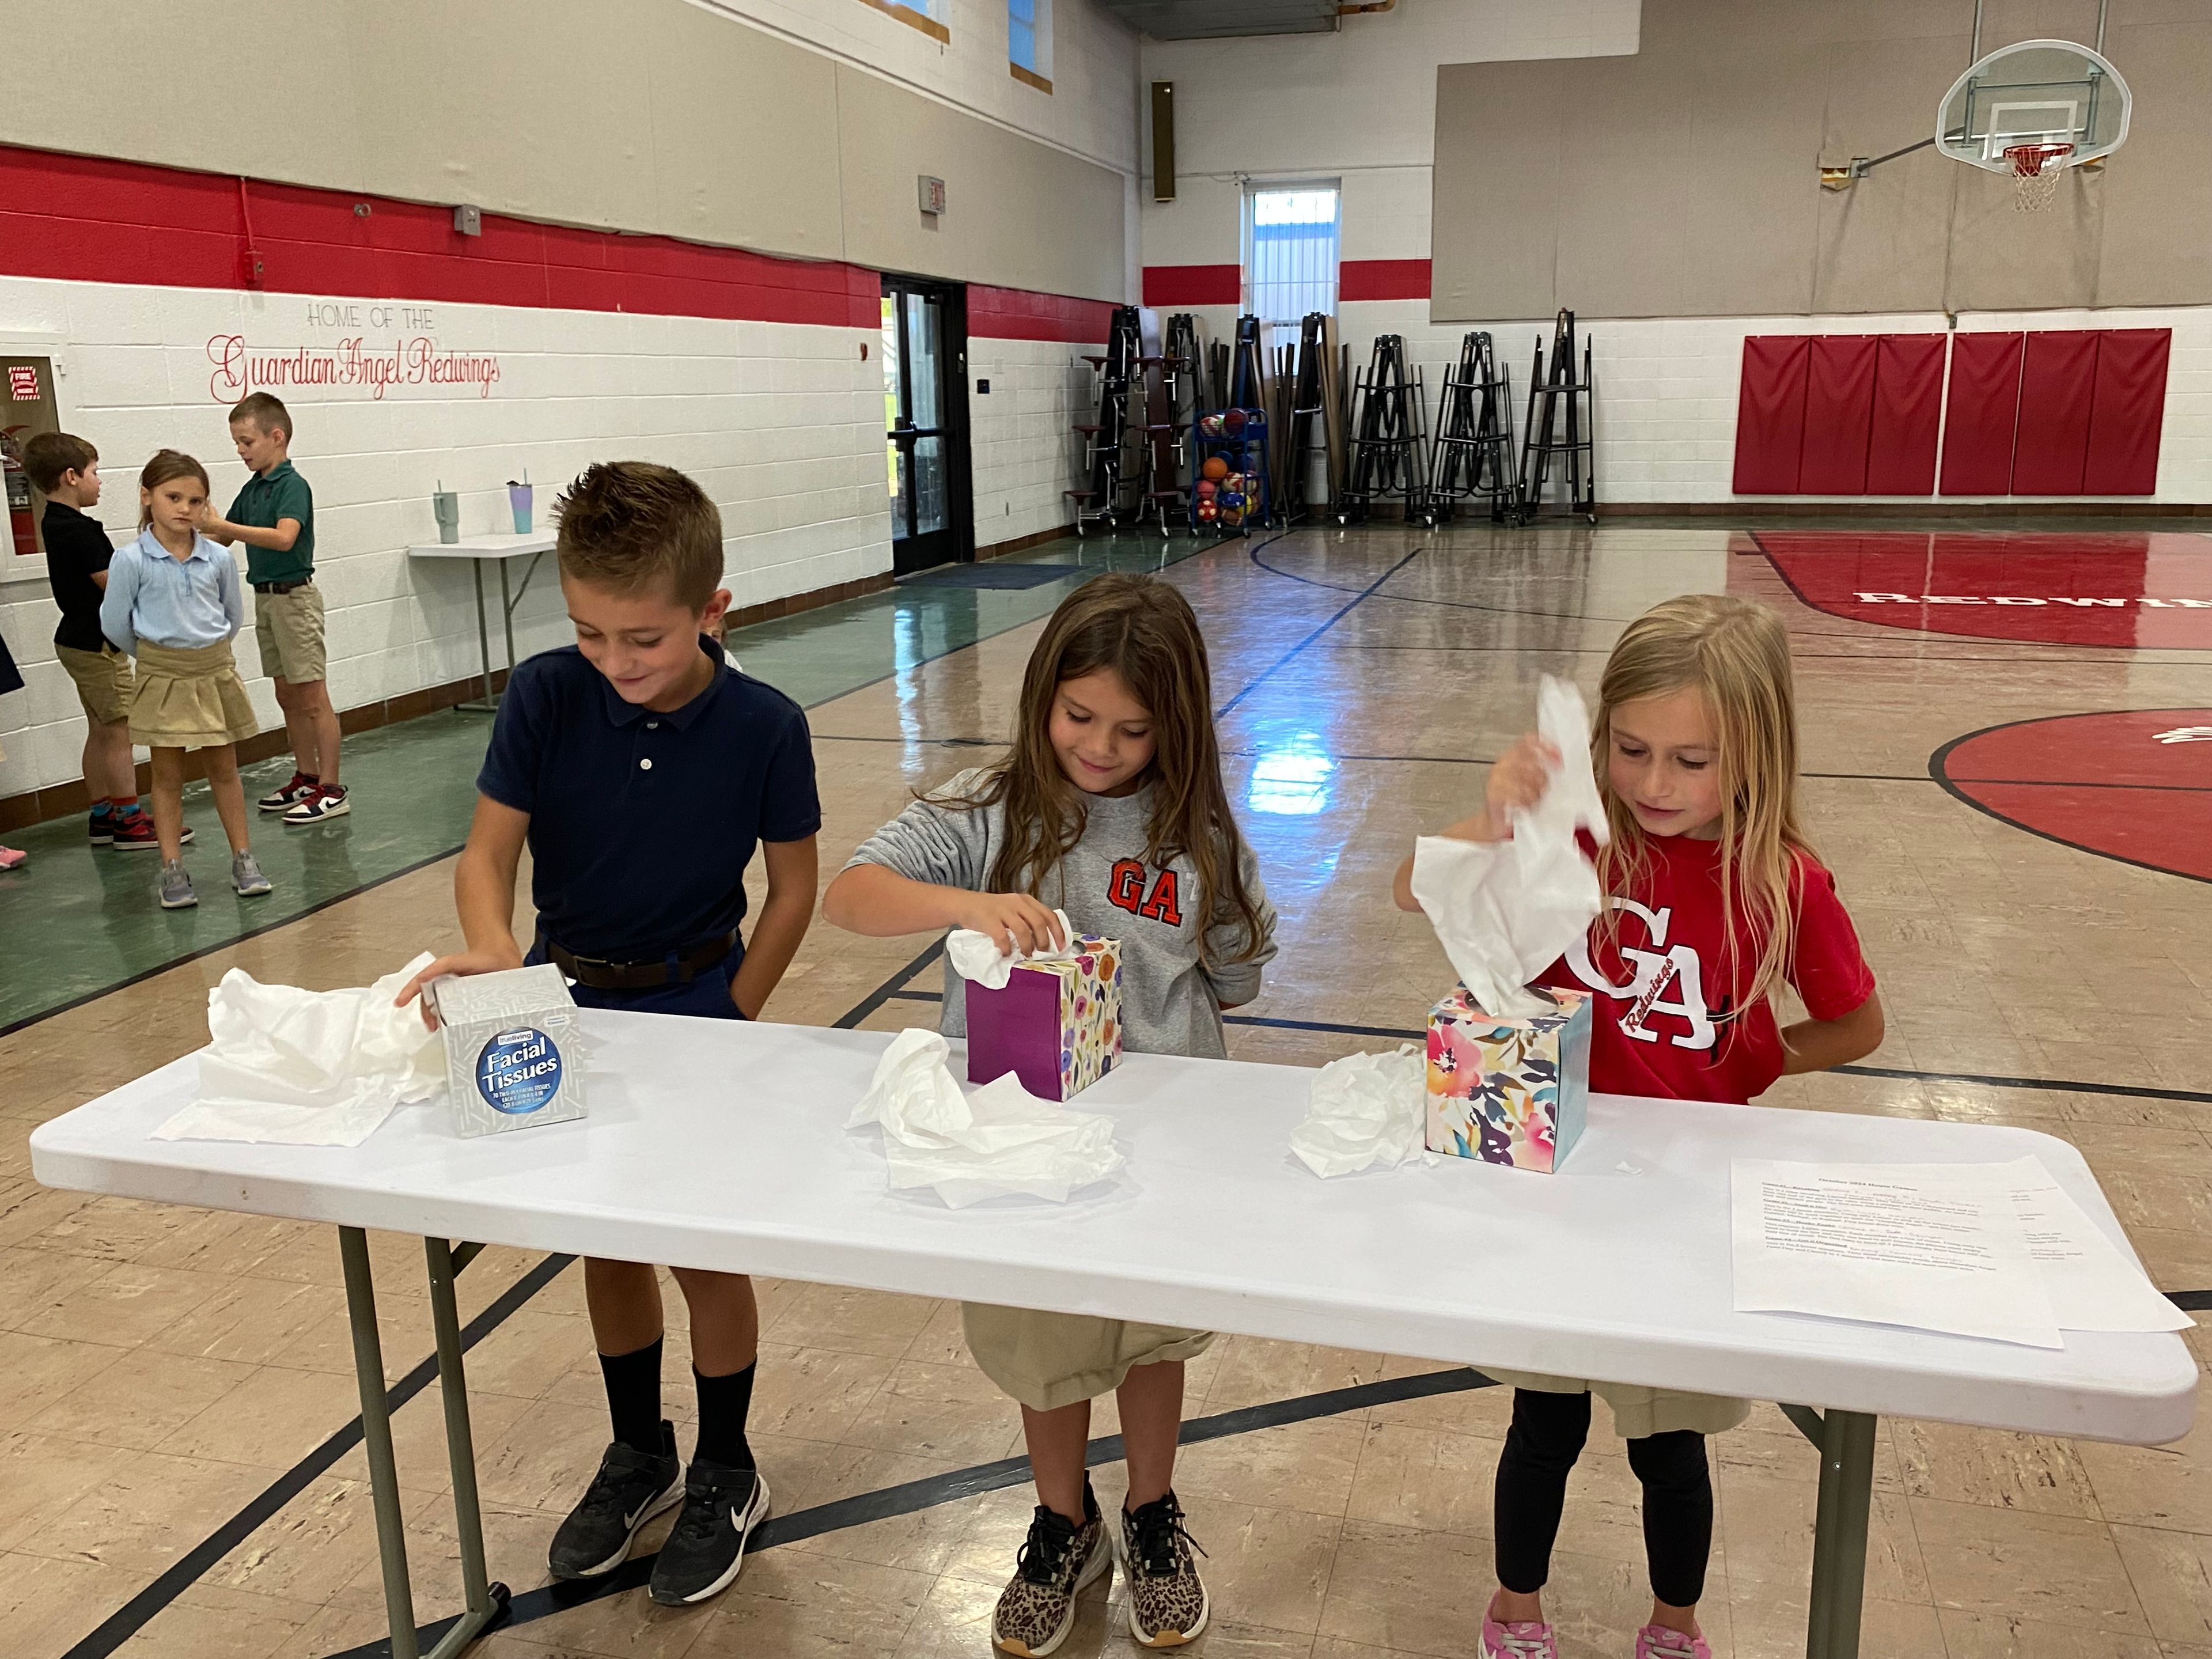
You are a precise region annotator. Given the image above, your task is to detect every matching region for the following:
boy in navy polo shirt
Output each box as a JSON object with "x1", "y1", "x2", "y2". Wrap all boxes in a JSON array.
[{"x1": 399, "y1": 461, "x2": 820, "y2": 1607}]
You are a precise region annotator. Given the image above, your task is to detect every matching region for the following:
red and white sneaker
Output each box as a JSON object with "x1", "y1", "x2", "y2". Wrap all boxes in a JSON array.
[
  {"x1": 1481, "y1": 1596, "x2": 1557, "y2": 1659},
  {"x1": 258, "y1": 771, "x2": 319, "y2": 813},
  {"x1": 1633, "y1": 1625, "x2": 1710, "y2": 1659},
  {"x1": 282, "y1": 785, "x2": 351, "y2": 824}
]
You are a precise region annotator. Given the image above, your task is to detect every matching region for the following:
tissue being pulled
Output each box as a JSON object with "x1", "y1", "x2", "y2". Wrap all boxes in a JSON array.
[
  {"x1": 154, "y1": 952, "x2": 444, "y2": 1147},
  {"x1": 1289, "y1": 1047, "x2": 1430, "y2": 1178},
  {"x1": 945, "y1": 908, "x2": 1081, "y2": 990},
  {"x1": 1410, "y1": 676, "x2": 1608, "y2": 1019},
  {"x1": 847, "y1": 1028, "x2": 1125, "y2": 1207}
]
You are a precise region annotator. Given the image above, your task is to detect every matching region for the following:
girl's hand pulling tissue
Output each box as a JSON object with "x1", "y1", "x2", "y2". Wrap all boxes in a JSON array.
[
  {"x1": 1392, "y1": 733, "x2": 1562, "y2": 911},
  {"x1": 953, "y1": 891, "x2": 1069, "y2": 957}
]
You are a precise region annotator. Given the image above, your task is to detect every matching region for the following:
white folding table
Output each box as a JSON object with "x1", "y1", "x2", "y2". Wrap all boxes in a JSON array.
[
  {"x1": 31, "y1": 1016, "x2": 2195, "y2": 1659},
  {"x1": 406, "y1": 533, "x2": 556, "y2": 710}
]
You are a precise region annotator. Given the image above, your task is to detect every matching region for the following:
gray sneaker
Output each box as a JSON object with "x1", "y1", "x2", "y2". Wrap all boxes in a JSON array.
[
  {"x1": 231, "y1": 851, "x2": 272, "y2": 897},
  {"x1": 158, "y1": 859, "x2": 196, "y2": 909}
]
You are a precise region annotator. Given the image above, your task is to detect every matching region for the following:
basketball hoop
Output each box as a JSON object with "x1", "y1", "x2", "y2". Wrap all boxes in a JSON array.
[{"x1": 2004, "y1": 141, "x2": 2074, "y2": 212}]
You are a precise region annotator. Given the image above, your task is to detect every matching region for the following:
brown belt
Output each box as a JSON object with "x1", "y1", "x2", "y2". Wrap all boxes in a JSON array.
[{"x1": 544, "y1": 931, "x2": 737, "y2": 991}]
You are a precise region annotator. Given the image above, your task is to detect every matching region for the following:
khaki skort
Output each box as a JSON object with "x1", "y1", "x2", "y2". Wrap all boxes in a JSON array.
[
  {"x1": 129, "y1": 639, "x2": 259, "y2": 751},
  {"x1": 1484, "y1": 1367, "x2": 1751, "y2": 1440},
  {"x1": 962, "y1": 1304, "x2": 1216, "y2": 1413},
  {"x1": 256, "y1": 581, "x2": 326, "y2": 684},
  {"x1": 56, "y1": 642, "x2": 134, "y2": 726}
]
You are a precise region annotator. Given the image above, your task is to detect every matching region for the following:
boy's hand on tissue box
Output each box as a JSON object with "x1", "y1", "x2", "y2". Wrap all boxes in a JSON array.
[
  {"x1": 951, "y1": 892, "x2": 1069, "y2": 958},
  {"x1": 393, "y1": 944, "x2": 527, "y2": 1031}
]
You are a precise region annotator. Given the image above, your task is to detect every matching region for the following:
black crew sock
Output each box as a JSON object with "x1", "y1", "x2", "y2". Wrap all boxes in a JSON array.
[
  {"x1": 598, "y1": 1336, "x2": 665, "y2": 1455},
  {"x1": 692, "y1": 1362, "x2": 758, "y2": 1471}
]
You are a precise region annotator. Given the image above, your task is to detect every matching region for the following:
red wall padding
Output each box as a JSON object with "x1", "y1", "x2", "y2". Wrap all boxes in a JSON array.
[
  {"x1": 1797, "y1": 335, "x2": 1878, "y2": 494},
  {"x1": 1732, "y1": 336, "x2": 1812, "y2": 493},
  {"x1": 1865, "y1": 334, "x2": 1946, "y2": 495},
  {"x1": 1938, "y1": 332, "x2": 2026, "y2": 495},
  {"x1": 2084, "y1": 329, "x2": 2171, "y2": 494},
  {"x1": 2012, "y1": 331, "x2": 2100, "y2": 494}
]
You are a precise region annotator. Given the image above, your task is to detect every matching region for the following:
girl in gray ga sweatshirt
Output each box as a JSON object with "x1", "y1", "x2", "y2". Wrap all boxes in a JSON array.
[{"x1": 821, "y1": 573, "x2": 1276, "y2": 1653}]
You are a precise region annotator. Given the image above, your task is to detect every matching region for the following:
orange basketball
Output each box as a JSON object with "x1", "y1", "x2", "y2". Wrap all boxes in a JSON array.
[{"x1": 1201, "y1": 456, "x2": 1229, "y2": 482}]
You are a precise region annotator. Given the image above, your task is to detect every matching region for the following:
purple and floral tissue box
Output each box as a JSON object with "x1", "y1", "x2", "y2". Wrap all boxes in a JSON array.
[
  {"x1": 965, "y1": 937, "x2": 1123, "y2": 1102},
  {"x1": 1424, "y1": 985, "x2": 1592, "y2": 1173}
]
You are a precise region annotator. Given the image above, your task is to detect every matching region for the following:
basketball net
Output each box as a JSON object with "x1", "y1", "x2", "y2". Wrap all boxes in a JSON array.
[{"x1": 2005, "y1": 142, "x2": 2074, "y2": 213}]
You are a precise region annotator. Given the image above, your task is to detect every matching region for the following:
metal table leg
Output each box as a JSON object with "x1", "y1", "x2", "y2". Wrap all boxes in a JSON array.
[
  {"x1": 337, "y1": 1227, "x2": 510, "y2": 1659},
  {"x1": 1802, "y1": 1407, "x2": 1877, "y2": 1659},
  {"x1": 496, "y1": 561, "x2": 517, "y2": 702},
  {"x1": 460, "y1": 561, "x2": 498, "y2": 712}
]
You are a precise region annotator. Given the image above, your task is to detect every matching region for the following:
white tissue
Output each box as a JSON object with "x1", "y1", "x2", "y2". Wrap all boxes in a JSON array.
[
  {"x1": 154, "y1": 952, "x2": 444, "y2": 1147},
  {"x1": 1290, "y1": 1047, "x2": 1431, "y2": 1177},
  {"x1": 945, "y1": 908, "x2": 1080, "y2": 990},
  {"x1": 848, "y1": 1028, "x2": 1126, "y2": 1207},
  {"x1": 1411, "y1": 676, "x2": 1609, "y2": 1019}
]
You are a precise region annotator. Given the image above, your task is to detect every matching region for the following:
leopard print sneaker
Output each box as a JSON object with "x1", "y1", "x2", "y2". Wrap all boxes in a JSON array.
[
  {"x1": 991, "y1": 1485, "x2": 1111, "y2": 1657},
  {"x1": 1116, "y1": 1491, "x2": 1210, "y2": 1648}
]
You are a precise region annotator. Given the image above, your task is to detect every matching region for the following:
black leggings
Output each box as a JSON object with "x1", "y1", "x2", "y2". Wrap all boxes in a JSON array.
[{"x1": 1493, "y1": 1388, "x2": 1714, "y2": 1609}]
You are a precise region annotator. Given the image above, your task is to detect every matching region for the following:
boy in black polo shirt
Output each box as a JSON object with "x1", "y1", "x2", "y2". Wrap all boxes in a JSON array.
[
  {"x1": 25, "y1": 431, "x2": 166, "y2": 849},
  {"x1": 398, "y1": 462, "x2": 820, "y2": 1606}
]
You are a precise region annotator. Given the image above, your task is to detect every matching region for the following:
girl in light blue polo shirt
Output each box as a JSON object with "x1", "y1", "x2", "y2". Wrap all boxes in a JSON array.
[{"x1": 100, "y1": 449, "x2": 272, "y2": 910}]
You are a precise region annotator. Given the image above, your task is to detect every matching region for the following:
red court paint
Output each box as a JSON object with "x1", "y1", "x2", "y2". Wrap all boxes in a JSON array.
[
  {"x1": 1934, "y1": 711, "x2": 2212, "y2": 884},
  {"x1": 1756, "y1": 531, "x2": 2212, "y2": 649}
]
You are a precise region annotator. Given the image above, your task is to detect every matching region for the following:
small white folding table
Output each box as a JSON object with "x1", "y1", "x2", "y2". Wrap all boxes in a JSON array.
[
  {"x1": 31, "y1": 1016, "x2": 2195, "y2": 1659},
  {"x1": 406, "y1": 533, "x2": 556, "y2": 710}
]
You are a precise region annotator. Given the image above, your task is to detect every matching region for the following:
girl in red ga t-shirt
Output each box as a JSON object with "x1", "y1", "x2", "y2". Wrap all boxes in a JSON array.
[{"x1": 1389, "y1": 594, "x2": 1883, "y2": 1659}]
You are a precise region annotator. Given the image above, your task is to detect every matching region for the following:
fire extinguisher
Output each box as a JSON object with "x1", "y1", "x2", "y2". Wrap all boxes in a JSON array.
[{"x1": 2, "y1": 426, "x2": 37, "y2": 559}]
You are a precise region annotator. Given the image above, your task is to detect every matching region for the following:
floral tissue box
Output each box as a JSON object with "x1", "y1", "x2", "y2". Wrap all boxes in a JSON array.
[
  {"x1": 1424, "y1": 984, "x2": 1592, "y2": 1173},
  {"x1": 964, "y1": 937, "x2": 1123, "y2": 1102}
]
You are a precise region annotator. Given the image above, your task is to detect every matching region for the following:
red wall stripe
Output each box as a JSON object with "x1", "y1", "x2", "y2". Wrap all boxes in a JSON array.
[
  {"x1": 1939, "y1": 332, "x2": 2026, "y2": 495},
  {"x1": 1797, "y1": 335, "x2": 1878, "y2": 494},
  {"x1": 2011, "y1": 331, "x2": 2100, "y2": 494},
  {"x1": 967, "y1": 285, "x2": 1116, "y2": 343},
  {"x1": 1141, "y1": 264, "x2": 1240, "y2": 307},
  {"x1": 1865, "y1": 334, "x2": 1945, "y2": 495},
  {"x1": 0, "y1": 142, "x2": 899, "y2": 327},
  {"x1": 1732, "y1": 336, "x2": 1812, "y2": 493},
  {"x1": 2083, "y1": 329, "x2": 2171, "y2": 495},
  {"x1": 1339, "y1": 259, "x2": 1431, "y2": 302}
]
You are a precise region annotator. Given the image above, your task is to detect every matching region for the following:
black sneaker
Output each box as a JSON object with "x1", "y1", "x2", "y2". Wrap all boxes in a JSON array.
[
  {"x1": 89, "y1": 811, "x2": 115, "y2": 846},
  {"x1": 647, "y1": 1457, "x2": 770, "y2": 1607},
  {"x1": 547, "y1": 1423, "x2": 682, "y2": 1580}
]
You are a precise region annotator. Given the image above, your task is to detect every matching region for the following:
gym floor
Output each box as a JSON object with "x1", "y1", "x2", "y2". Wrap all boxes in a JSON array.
[{"x1": 3, "y1": 520, "x2": 2210, "y2": 1659}]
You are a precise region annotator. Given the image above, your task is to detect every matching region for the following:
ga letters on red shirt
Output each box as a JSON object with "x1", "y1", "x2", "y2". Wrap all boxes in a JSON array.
[{"x1": 1539, "y1": 835, "x2": 1876, "y2": 1105}]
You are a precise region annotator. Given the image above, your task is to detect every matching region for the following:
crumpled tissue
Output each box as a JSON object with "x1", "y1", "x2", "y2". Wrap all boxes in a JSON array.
[
  {"x1": 945, "y1": 908, "x2": 1080, "y2": 990},
  {"x1": 847, "y1": 1028, "x2": 1125, "y2": 1207},
  {"x1": 1410, "y1": 676, "x2": 1608, "y2": 1018},
  {"x1": 1290, "y1": 1046, "x2": 1432, "y2": 1177},
  {"x1": 153, "y1": 952, "x2": 444, "y2": 1147}
]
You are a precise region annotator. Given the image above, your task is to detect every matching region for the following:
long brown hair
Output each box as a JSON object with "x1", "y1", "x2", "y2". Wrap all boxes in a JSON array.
[
  {"x1": 138, "y1": 449, "x2": 211, "y2": 529},
  {"x1": 936, "y1": 574, "x2": 1267, "y2": 965},
  {"x1": 1591, "y1": 594, "x2": 1810, "y2": 1018}
]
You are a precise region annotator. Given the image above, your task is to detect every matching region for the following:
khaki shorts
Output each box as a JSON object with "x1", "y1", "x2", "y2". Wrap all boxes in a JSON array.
[
  {"x1": 962, "y1": 1304, "x2": 1216, "y2": 1412},
  {"x1": 256, "y1": 582, "x2": 326, "y2": 683},
  {"x1": 1484, "y1": 1368, "x2": 1751, "y2": 1440},
  {"x1": 56, "y1": 643, "x2": 135, "y2": 726}
]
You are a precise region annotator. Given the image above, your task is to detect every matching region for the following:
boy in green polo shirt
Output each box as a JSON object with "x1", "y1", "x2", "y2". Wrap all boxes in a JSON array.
[{"x1": 202, "y1": 392, "x2": 347, "y2": 823}]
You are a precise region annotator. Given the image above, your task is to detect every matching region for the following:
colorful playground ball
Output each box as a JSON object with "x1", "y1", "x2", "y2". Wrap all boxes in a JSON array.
[
  {"x1": 1221, "y1": 489, "x2": 1244, "y2": 510},
  {"x1": 1197, "y1": 499, "x2": 1219, "y2": 522},
  {"x1": 1198, "y1": 413, "x2": 1225, "y2": 438},
  {"x1": 1195, "y1": 479, "x2": 1217, "y2": 499},
  {"x1": 1224, "y1": 408, "x2": 1248, "y2": 434},
  {"x1": 1224, "y1": 472, "x2": 1245, "y2": 491},
  {"x1": 1201, "y1": 456, "x2": 1229, "y2": 482},
  {"x1": 1223, "y1": 507, "x2": 1244, "y2": 525}
]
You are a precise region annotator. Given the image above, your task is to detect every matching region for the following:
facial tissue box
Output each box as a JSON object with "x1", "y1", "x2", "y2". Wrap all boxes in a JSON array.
[
  {"x1": 964, "y1": 935, "x2": 1123, "y2": 1102},
  {"x1": 1424, "y1": 984, "x2": 1590, "y2": 1173},
  {"x1": 433, "y1": 964, "x2": 588, "y2": 1138}
]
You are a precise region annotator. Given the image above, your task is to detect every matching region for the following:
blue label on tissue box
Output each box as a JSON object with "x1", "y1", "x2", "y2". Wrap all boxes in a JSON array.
[{"x1": 476, "y1": 1027, "x2": 562, "y2": 1115}]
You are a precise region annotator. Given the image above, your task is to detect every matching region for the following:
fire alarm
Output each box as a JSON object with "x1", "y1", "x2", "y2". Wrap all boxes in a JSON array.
[{"x1": 918, "y1": 175, "x2": 946, "y2": 216}]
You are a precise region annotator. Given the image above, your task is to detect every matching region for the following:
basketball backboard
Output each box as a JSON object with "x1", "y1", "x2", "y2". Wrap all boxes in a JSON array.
[{"x1": 1937, "y1": 39, "x2": 2131, "y2": 175}]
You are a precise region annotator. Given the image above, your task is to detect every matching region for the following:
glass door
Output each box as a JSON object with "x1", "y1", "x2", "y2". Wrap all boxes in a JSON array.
[{"x1": 882, "y1": 278, "x2": 971, "y2": 574}]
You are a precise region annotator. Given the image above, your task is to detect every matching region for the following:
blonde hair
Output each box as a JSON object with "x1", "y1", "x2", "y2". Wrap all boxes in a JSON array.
[
  {"x1": 1591, "y1": 594, "x2": 1808, "y2": 1020},
  {"x1": 138, "y1": 449, "x2": 211, "y2": 529}
]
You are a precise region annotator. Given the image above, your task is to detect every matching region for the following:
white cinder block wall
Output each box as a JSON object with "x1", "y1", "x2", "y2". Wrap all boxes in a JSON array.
[{"x1": 969, "y1": 338, "x2": 1100, "y2": 546}]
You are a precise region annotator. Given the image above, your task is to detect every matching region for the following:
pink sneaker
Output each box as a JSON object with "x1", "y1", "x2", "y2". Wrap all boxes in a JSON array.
[
  {"x1": 0, "y1": 845, "x2": 25, "y2": 870},
  {"x1": 1482, "y1": 1596, "x2": 1558, "y2": 1659},
  {"x1": 1634, "y1": 1624, "x2": 1711, "y2": 1659}
]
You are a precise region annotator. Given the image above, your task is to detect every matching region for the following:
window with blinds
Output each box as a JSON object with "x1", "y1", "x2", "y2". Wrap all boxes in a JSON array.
[{"x1": 1244, "y1": 185, "x2": 1340, "y2": 329}]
